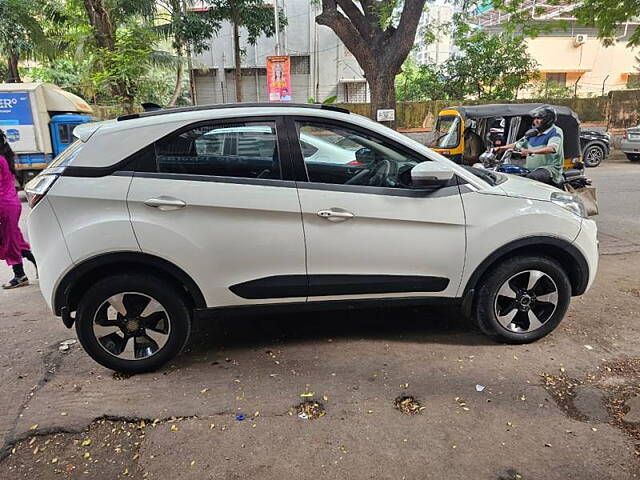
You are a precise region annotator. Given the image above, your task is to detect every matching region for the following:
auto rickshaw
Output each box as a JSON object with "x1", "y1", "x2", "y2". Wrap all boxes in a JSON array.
[{"x1": 430, "y1": 103, "x2": 583, "y2": 170}]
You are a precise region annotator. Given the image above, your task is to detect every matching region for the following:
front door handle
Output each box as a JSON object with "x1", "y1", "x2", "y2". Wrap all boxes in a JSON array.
[
  {"x1": 144, "y1": 197, "x2": 187, "y2": 211},
  {"x1": 317, "y1": 209, "x2": 354, "y2": 222}
]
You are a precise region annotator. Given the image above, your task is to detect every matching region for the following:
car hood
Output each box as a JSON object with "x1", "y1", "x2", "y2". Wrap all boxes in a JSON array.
[{"x1": 496, "y1": 173, "x2": 560, "y2": 201}]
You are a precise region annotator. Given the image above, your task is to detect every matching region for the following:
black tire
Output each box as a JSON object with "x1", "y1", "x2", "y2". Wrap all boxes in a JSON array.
[
  {"x1": 583, "y1": 144, "x2": 604, "y2": 167},
  {"x1": 75, "y1": 274, "x2": 191, "y2": 373},
  {"x1": 473, "y1": 255, "x2": 571, "y2": 344},
  {"x1": 626, "y1": 153, "x2": 640, "y2": 162}
]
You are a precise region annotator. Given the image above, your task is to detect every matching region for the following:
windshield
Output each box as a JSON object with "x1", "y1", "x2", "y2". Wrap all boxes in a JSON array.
[{"x1": 430, "y1": 115, "x2": 461, "y2": 149}]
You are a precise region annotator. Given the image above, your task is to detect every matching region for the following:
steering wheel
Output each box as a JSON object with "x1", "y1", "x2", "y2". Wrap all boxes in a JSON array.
[
  {"x1": 345, "y1": 159, "x2": 393, "y2": 187},
  {"x1": 368, "y1": 159, "x2": 392, "y2": 186}
]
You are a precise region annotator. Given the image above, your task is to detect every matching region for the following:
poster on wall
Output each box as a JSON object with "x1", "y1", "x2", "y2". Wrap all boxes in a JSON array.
[{"x1": 267, "y1": 56, "x2": 292, "y2": 102}]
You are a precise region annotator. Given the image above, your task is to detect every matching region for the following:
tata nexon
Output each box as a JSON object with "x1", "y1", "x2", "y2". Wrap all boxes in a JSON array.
[{"x1": 0, "y1": 83, "x2": 93, "y2": 186}]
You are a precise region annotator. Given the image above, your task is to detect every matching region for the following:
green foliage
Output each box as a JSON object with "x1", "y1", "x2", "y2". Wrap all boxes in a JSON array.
[
  {"x1": 206, "y1": 0, "x2": 287, "y2": 43},
  {"x1": 576, "y1": 0, "x2": 640, "y2": 46},
  {"x1": 92, "y1": 26, "x2": 153, "y2": 106},
  {"x1": 26, "y1": 58, "x2": 97, "y2": 99},
  {"x1": 396, "y1": 57, "x2": 444, "y2": 101},
  {"x1": 0, "y1": 0, "x2": 55, "y2": 78},
  {"x1": 397, "y1": 31, "x2": 537, "y2": 101},
  {"x1": 307, "y1": 95, "x2": 338, "y2": 104}
]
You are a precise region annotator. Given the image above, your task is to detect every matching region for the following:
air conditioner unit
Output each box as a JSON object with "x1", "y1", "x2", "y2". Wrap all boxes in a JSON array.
[{"x1": 574, "y1": 34, "x2": 588, "y2": 46}]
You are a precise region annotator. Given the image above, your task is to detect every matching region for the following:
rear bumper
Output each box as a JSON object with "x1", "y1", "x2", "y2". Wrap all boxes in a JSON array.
[
  {"x1": 27, "y1": 198, "x2": 73, "y2": 312},
  {"x1": 621, "y1": 139, "x2": 640, "y2": 153}
]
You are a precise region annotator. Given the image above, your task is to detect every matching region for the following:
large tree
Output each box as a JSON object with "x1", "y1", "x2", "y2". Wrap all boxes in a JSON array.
[
  {"x1": 576, "y1": 0, "x2": 640, "y2": 46},
  {"x1": 206, "y1": 0, "x2": 285, "y2": 103},
  {"x1": 0, "y1": 0, "x2": 54, "y2": 82},
  {"x1": 155, "y1": 0, "x2": 221, "y2": 106},
  {"x1": 79, "y1": 0, "x2": 156, "y2": 108},
  {"x1": 316, "y1": 0, "x2": 426, "y2": 120}
]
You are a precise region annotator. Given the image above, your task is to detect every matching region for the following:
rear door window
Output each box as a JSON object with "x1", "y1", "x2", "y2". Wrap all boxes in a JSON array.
[{"x1": 155, "y1": 122, "x2": 281, "y2": 179}]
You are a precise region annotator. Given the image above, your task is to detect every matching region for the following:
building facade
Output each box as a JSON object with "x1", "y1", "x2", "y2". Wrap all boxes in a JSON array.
[
  {"x1": 190, "y1": 0, "x2": 369, "y2": 105},
  {"x1": 474, "y1": 2, "x2": 640, "y2": 97},
  {"x1": 411, "y1": 3, "x2": 455, "y2": 66}
]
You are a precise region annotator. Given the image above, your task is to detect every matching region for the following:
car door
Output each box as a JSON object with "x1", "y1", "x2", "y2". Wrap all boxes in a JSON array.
[
  {"x1": 288, "y1": 116, "x2": 466, "y2": 301},
  {"x1": 127, "y1": 117, "x2": 308, "y2": 307}
]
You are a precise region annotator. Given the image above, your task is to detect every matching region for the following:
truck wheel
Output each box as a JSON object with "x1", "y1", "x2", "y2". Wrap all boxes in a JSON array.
[
  {"x1": 583, "y1": 144, "x2": 604, "y2": 167},
  {"x1": 473, "y1": 256, "x2": 571, "y2": 344},
  {"x1": 75, "y1": 274, "x2": 191, "y2": 373}
]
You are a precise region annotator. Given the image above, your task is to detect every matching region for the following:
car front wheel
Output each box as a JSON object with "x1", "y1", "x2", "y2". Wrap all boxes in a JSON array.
[
  {"x1": 473, "y1": 256, "x2": 571, "y2": 344},
  {"x1": 75, "y1": 274, "x2": 191, "y2": 373},
  {"x1": 583, "y1": 144, "x2": 604, "y2": 167}
]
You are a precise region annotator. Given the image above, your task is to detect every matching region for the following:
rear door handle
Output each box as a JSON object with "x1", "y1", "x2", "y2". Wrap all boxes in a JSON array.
[
  {"x1": 144, "y1": 197, "x2": 187, "y2": 211},
  {"x1": 317, "y1": 209, "x2": 354, "y2": 222}
]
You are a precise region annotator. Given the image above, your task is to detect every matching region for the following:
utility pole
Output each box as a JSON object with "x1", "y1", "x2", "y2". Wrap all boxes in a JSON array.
[{"x1": 273, "y1": 0, "x2": 281, "y2": 55}]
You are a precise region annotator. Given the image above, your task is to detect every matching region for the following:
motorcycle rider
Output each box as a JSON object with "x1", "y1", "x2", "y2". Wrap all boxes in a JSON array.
[{"x1": 495, "y1": 106, "x2": 564, "y2": 185}]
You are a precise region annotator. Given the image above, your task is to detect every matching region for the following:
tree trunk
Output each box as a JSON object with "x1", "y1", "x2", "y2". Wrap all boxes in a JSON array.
[
  {"x1": 367, "y1": 70, "x2": 397, "y2": 127},
  {"x1": 168, "y1": 64, "x2": 184, "y2": 107},
  {"x1": 233, "y1": 21, "x2": 242, "y2": 103},
  {"x1": 83, "y1": 0, "x2": 115, "y2": 50},
  {"x1": 168, "y1": 45, "x2": 184, "y2": 107},
  {"x1": 6, "y1": 53, "x2": 21, "y2": 83}
]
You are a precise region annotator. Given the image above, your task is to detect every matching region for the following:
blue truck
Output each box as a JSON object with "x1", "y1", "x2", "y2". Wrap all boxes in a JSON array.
[{"x1": 0, "y1": 83, "x2": 93, "y2": 186}]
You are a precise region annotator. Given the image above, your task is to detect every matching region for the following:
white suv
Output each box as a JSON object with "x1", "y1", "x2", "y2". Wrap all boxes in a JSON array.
[{"x1": 25, "y1": 104, "x2": 598, "y2": 373}]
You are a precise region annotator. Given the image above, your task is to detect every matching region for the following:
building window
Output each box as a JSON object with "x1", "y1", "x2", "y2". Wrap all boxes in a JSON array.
[
  {"x1": 546, "y1": 73, "x2": 567, "y2": 86},
  {"x1": 227, "y1": 68, "x2": 266, "y2": 76},
  {"x1": 290, "y1": 55, "x2": 311, "y2": 75},
  {"x1": 628, "y1": 74, "x2": 640, "y2": 88},
  {"x1": 343, "y1": 82, "x2": 367, "y2": 103}
]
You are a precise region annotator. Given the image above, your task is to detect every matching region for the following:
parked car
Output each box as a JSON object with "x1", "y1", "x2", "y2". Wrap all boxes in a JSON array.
[
  {"x1": 580, "y1": 130, "x2": 610, "y2": 167},
  {"x1": 25, "y1": 103, "x2": 599, "y2": 373},
  {"x1": 621, "y1": 125, "x2": 640, "y2": 162}
]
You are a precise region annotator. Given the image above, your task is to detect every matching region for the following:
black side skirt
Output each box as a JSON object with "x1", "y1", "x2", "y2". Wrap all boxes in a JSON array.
[{"x1": 229, "y1": 274, "x2": 450, "y2": 300}]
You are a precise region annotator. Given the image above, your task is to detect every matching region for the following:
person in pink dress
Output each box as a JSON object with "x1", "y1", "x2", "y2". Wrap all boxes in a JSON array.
[{"x1": 0, "y1": 129, "x2": 36, "y2": 289}]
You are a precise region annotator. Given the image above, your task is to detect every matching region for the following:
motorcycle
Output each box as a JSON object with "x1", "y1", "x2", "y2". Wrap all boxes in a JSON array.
[{"x1": 476, "y1": 147, "x2": 591, "y2": 190}]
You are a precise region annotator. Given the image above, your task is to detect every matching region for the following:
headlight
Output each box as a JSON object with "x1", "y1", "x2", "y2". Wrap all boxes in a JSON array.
[{"x1": 551, "y1": 191, "x2": 586, "y2": 218}]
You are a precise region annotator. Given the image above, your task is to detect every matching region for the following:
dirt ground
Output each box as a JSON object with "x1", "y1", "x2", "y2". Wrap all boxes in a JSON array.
[{"x1": 1, "y1": 158, "x2": 639, "y2": 480}]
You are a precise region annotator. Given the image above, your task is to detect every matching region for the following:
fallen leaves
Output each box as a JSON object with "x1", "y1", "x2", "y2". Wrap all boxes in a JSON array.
[
  {"x1": 395, "y1": 396, "x2": 424, "y2": 415},
  {"x1": 293, "y1": 401, "x2": 326, "y2": 419}
]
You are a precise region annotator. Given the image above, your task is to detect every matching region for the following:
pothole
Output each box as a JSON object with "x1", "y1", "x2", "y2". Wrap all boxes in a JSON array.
[
  {"x1": 394, "y1": 395, "x2": 424, "y2": 415},
  {"x1": 540, "y1": 373, "x2": 587, "y2": 422},
  {"x1": 542, "y1": 359, "x2": 640, "y2": 456}
]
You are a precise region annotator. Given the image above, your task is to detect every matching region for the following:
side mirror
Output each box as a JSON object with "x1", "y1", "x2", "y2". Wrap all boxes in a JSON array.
[{"x1": 411, "y1": 162, "x2": 455, "y2": 188}]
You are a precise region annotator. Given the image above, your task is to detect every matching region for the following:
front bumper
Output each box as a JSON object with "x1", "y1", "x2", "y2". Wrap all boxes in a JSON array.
[{"x1": 573, "y1": 218, "x2": 599, "y2": 294}]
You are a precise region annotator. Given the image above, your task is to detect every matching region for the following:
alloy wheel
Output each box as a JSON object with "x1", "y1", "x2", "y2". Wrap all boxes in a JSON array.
[
  {"x1": 92, "y1": 292, "x2": 171, "y2": 360},
  {"x1": 493, "y1": 270, "x2": 559, "y2": 333}
]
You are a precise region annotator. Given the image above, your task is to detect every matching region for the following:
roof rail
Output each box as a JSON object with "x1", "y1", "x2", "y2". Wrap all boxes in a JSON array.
[{"x1": 117, "y1": 102, "x2": 351, "y2": 121}]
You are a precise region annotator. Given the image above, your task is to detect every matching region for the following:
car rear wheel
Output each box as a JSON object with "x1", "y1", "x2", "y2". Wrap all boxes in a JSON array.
[
  {"x1": 626, "y1": 153, "x2": 640, "y2": 162},
  {"x1": 75, "y1": 274, "x2": 191, "y2": 373},
  {"x1": 473, "y1": 256, "x2": 571, "y2": 344},
  {"x1": 583, "y1": 144, "x2": 604, "y2": 167}
]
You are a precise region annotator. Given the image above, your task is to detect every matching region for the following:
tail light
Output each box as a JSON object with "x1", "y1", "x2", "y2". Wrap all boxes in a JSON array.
[
  {"x1": 24, "y1": 139, "x2": 83, "y2": 208},
  {"x1": 347, "y1": 160, "x2": 366, "y2": 166},
  {"x1": 24, "y1": 167, "x2": 64, "y2": 208}
]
